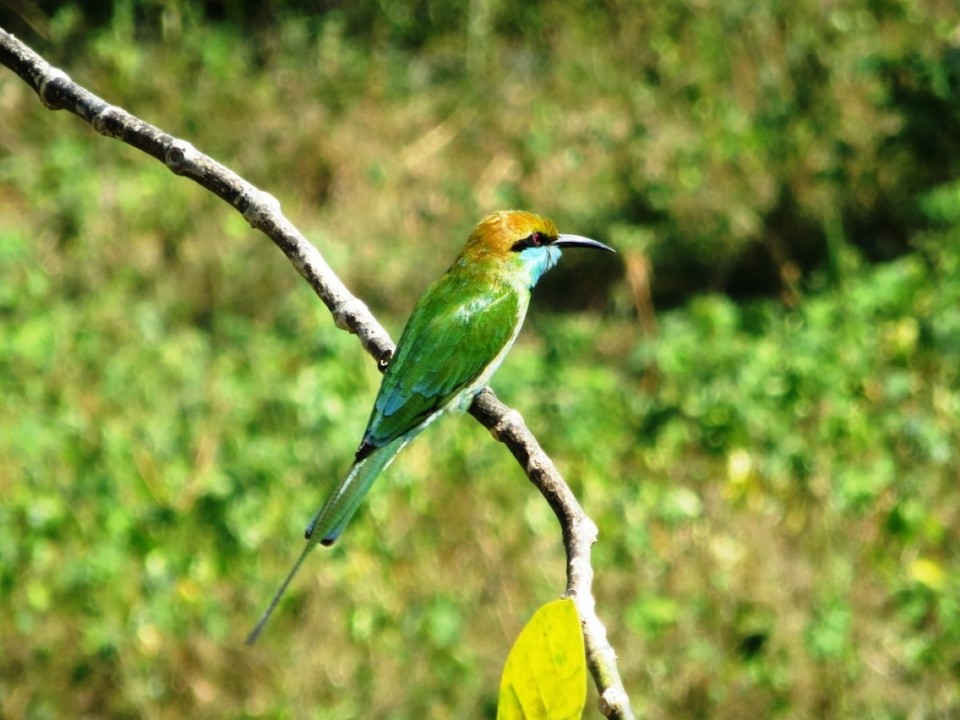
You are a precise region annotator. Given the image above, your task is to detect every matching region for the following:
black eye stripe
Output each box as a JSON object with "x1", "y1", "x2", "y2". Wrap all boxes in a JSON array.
[{"x1": 511, "y1": 232, "x2": 552, "y2": 252}]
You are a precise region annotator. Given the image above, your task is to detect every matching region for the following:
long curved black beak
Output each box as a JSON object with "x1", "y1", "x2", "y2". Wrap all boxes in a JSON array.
[{"x1": 555, "y1": 234, "x2": 615, "y2": 253}]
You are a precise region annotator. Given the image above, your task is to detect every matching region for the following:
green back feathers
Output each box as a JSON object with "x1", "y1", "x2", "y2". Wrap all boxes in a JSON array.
[{"x1": 363, "y1": 266, "x2": 524, "y2": 448}]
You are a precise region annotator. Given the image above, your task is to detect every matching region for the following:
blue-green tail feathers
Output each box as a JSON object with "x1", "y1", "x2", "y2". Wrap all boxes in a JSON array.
[
  {"x1": 307, "y1": 435, "x2": 409, "y2": 545},
  {"x1": 245, "y1": 436, "x2": 408, "y2": 645}
]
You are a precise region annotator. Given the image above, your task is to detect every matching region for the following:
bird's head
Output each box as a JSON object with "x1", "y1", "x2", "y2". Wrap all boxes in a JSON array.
[{"x1": 457, "y1": 210, "x2": 614, "y2": 287}]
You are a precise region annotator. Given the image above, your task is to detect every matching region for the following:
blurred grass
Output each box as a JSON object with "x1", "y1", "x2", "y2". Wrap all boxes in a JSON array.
[{"x1": 1, "y1": 2, "x2": 960, "y2": 718}]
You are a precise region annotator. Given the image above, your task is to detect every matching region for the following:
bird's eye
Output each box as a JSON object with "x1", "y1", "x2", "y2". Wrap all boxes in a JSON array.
[{"x1": 529, "y1": 232, "x2": 543, "y2": 246}]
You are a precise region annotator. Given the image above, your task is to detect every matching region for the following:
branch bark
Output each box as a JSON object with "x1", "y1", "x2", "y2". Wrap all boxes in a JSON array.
[{"x1": 0, "y1": 28, "x2": 635, "y2": 720}]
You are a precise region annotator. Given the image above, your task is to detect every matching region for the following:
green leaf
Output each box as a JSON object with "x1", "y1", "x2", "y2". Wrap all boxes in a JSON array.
[{"x1": 497, "y1": 598, "x2": 586, "y2": 720}]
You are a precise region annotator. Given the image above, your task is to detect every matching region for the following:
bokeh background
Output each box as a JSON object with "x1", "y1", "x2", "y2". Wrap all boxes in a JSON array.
[{"x1": 1, "y1": 1, "x2": 959, "y2": 717}]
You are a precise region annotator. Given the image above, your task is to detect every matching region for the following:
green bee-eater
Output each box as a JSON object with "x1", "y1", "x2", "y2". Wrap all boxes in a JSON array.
[{"x1": 247, "y1": 210, "x2": 614, "y2": 643}]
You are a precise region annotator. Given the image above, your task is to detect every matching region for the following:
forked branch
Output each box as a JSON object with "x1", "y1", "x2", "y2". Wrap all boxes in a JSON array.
[{"x1": 0, "y1": 28, "x2": 634, "y2": 720}]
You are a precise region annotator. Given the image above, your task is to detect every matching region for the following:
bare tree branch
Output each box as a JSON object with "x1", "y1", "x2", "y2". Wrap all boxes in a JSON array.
[{"x1": 0, "y1": 27, "x2": 635, "y2": 720}]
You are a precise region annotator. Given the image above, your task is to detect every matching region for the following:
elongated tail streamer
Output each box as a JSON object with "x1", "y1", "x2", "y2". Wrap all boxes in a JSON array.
[{"x1": 246, "y1": 436, "x2": 408, "y2": 644}]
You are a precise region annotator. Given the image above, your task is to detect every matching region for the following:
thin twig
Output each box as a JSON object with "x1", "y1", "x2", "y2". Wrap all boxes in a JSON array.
[{"x1": 0, "y1": 27, "x2": 635, "y2": 720}]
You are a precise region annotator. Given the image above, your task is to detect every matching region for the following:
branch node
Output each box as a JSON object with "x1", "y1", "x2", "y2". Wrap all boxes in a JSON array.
[
  {"x1": 581, "y1": 515, "x2": 600, "y2": 545},
  {"x1": 377, "y1": 348, "x2": 394, "y2": 371},
  {"x1": 599, "y1": 687, "x2": 632, "y2": 718},
  {"x1": 332, "y1": 297, "x2": 371, "y2": 333},
  {"x1": 91, "y1": 104, "x2": 125, "y2": 138},
  {"x1": 37, "y1": 67, "x2": 70, "y2": 110},
  {"x1": 239, "y1": 189, "x2": 281, "y2": 227},
  {"x1": 489, "y1": 407, "x2": 524, "y2": 442},
  {"x1": 166, "y1": 139, "x2": 203, "y2": 177}
]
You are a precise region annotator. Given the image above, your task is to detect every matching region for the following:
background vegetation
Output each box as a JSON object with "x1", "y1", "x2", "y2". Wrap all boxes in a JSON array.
[{"x1": 1, "y1": 0, "x2": 959, "y2": 717}]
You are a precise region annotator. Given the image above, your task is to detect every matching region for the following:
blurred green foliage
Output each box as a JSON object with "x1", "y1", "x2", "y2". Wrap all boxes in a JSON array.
[{"x1": 1, "y1": 1, "x2": 959, "y2": 718}]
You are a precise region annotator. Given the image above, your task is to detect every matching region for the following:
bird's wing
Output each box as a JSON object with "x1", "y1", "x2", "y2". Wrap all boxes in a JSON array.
[{"x1": 362, "y1": 273, "x2": 523, "y2": 449}]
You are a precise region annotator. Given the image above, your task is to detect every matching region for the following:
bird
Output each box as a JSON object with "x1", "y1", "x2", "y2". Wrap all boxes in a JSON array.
[{"x1": 246, "y1": 210, "x2": 614, "y2": 644}]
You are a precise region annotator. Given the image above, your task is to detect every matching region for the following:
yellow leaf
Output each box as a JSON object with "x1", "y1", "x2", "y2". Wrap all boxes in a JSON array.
[{"x1": 497, "y1": 598, "x2": 586, "y2": 720}]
